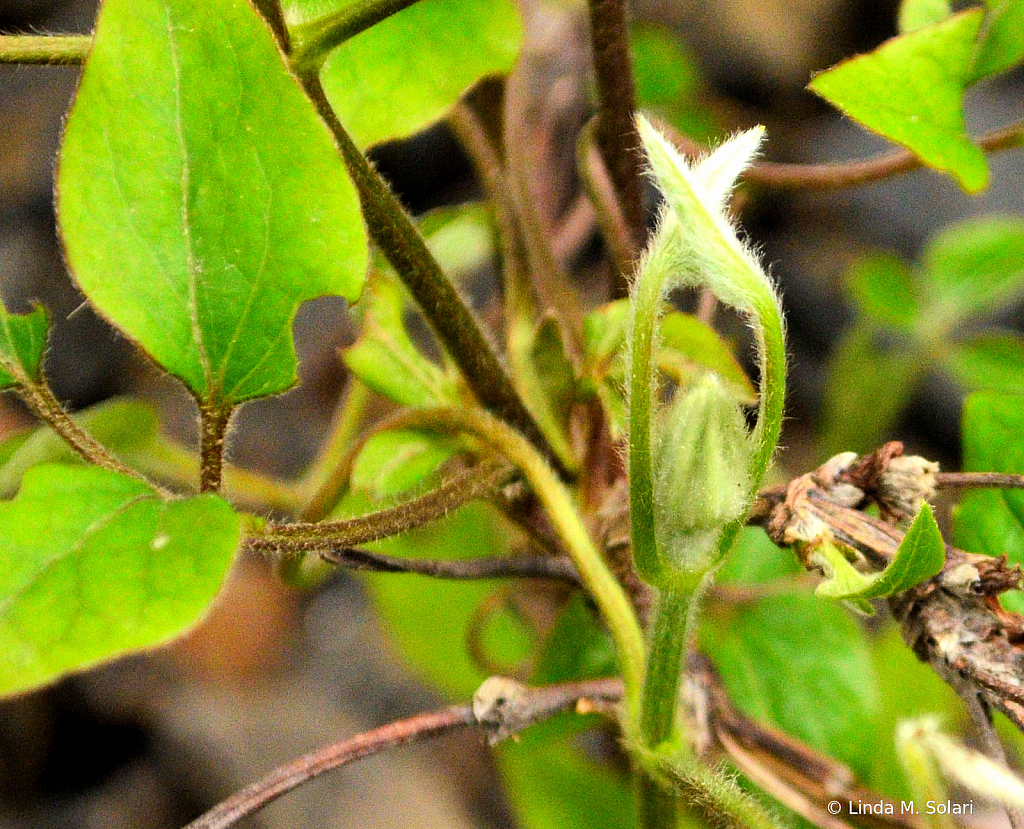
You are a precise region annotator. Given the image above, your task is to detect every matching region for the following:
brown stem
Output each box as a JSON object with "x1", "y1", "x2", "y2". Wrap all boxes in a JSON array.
[
  {"x1": 198, "y1": 404, "x2": 232, "y2": 493},
  {"x1": 251, "y1": 541, "x2": 581, "y2": 583},
  {"x1": 183, "y1": 678, "x2": 623, "y2": 829},
  {"x1": 657, "y1": 116, "x2": 1024, "y2": 191},
  {"x1": 935, "y1": 471, "x2": 1024, "y2": 489},
  {"x1": 267, "y1": 459, "x2": 516, "y2": 543},
  {"x1": 182, "y1": 705, "x2": 476, "y2": 829},
  {"x1": 298, "y1": 74, "x2": 567, "y2": 478},
  {"x1": 14, "y1": 377, "x2": 164, "y2": 493},
  {"x1": 587, "y1": 0, "x2": 645, "y2": 297}
]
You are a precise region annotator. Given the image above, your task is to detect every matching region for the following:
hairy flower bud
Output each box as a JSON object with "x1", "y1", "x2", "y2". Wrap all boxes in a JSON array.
[{"x1": 653, "y1": 373, "x2": 753, "y2": 570}]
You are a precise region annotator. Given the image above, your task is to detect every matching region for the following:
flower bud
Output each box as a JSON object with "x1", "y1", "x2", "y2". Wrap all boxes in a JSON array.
[{"x1": 653, "y1": 373, "x2": 753, "y2": 570}]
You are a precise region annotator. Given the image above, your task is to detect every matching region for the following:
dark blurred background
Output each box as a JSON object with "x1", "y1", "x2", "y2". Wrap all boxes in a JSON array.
[{"x1": 0, "y1": 0, "x2": 1022, "y2": 826}]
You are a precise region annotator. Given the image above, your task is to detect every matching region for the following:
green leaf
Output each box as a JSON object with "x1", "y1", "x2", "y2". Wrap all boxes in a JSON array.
[
  {"x1": 808, "y1": 10, "x2": 989, "y2": 192},
  {"x1": 343, "y1": 274, "x2": 460, "y2": 408},
  {"x1": 631, "y1": 22, "x2": 717, "y2": 144},
  {"x1": 0, "y1": 304, "x2": 47, "y2": 389},
  {"x1": 532, "y1": 594, "x2": 616, "y2": 685},
  {"x1": 332, "y1": 492, "x2": 531, "y2": 698},
  {"x1": 57, "y1": 0, "x2": 368, "y2": 407},
  {"x1": 295, "y1": 0, "x2": 522, "y2": 149},
  {"x1": 658, "y1": 312, "x2": 757, "y2": 404},
  {"x1": 921, "y1": 216, "x2": 1024, "y2": 327},
  {"x1": 954, "y1": 393, "x2": 1024, "y2": 607},
  {"x1": 898, "y1": 0, "x2": 951, "y2": 32},
  {"x1": 847, "y1": 253, "x2": 920, "y2": 331},
  {"x1": 815, "y1": 504, "x2": 946, "y2": 600},
  {"x1": 497, "y1": 717, "x2": 636, "y2": 829},
  {"x1": 0, "y1": 464, "x2": 240, "y2": 697},
  {"x1": 349, "y1": 429, "x2": 460, "y2": 499},
  {"x1": 820, "y1": 325, "x2": 927, "y2": 455},
  {"x1": 705, "y1": 529, "x2": 880, "y2": 772},
  {"x1": 0, "y1": 398, "x2": 160, "y2": 497},
  {"x1": 582, "y1": 300, "x2": 630, "y2": 370},
  {"x1": 943, "y1": 332, "x2": 1024, "y2": 394},
  {"x1": 413, "y1": 203, "x2": 496, "y2": 279},
  {"x1": 970, "y1": 0, "x2": 1024, "y2": 80},
  {"x1": 866, "y1": 625, "x2": 965, "y2": 800}
]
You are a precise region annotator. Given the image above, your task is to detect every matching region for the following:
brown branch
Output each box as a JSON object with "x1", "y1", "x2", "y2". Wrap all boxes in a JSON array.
[
  {"x1": 587, "y1": 0, "x2": 646, "y2": 293},
  {"x1": 655, "y1": 116, "x2": 1024, "y2": 191},
  {"x1": 182, "y1": 705, "x2": 476, "y2": 829},
  {"x1": 936, "y1": 471, "x2": 1024, "y2": 489},
  {"x1": 183, "y1": 678, "x2": 623, "y2": 829},
  {"x1": 268, "y1": 458, "x2": 516, "y2": 543},
  {"x1": 249, "y1": 538, "x2": 581, "y2": 583}
]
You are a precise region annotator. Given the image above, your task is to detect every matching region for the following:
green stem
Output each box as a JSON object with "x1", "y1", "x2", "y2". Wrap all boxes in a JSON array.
[
  {"x1": 395, "y1": 405, "x2": 646, "y2": 715},
  {"x1": 298, "y1": 73, "x2": 567, "y2": 478},
  {"x1": 0, "y1": 34, "x2": 90, "y2": 64}
]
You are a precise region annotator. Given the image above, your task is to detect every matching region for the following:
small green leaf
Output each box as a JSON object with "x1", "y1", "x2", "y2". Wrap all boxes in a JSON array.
[
  {"x1": 0, "y1": 304, "x2": 47, "y2": 389},
  {"x1": 291, "y1": 0, "x2": 522, "y2": 149},
  {"x1": 0, "y1": 464, "x2": 240, "y2": 697},
  {"x1": 658, "y1": 312, "x2": 757, "y2": 404},
  {"x1": 809, "y1": 11, "x2": 989, "y2": 192},
  {"x1": 58, "y1": 0, "x2": 368, "y2": 407},
  {"x1": 943, "y1": 333, "x2": 1024, "y2": 394},
  {"x1": 898, "y1": 0, "x2": 951, "y2": 32},
  {"x1": 349, "y1": 429, "x2": 459, "y2": 499},
  {"x1": 954, "y1": 393, "x2": 1024, "y2": 609},
  {"x1": 0, "y1": 398, "x2": 160, "y2": 496},
  {"x1": 631, "y1": 22, "x2": 717, "y2": 144},
  {"x1": 343, "y1": 274, "x2": 460, "y2": 408},
  {"x1": 820, "y1": 325, "x2": 927, "y2": 454},
  {"x1": 704, "y1": 529, "x2": 880, "y2": 772},
  {"x1": 816, "y1": 504, "x2": 945, "y2": 600},
  {"x1": 847, "y1": 253, "x2": 920, "y2": 331},
  {"x1": 970, "y1": 0, "x2": 1024, "y2": 80},
  {"x1": 921, "y1": 216, "x2": 1024, "y2": 327}
]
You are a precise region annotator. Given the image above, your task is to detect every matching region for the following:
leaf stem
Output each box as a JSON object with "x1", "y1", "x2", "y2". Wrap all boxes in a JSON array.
[
  {"x1": 297, "y1": 74, "x2": 567, "y2": 478},
  {"x1": 390, "y1": 405, "x2": 646, "y2": 714},
  {"x1": 0, "y1": 34, "x2": 90, "y2": 64},
  {"x1": 587, "y1": 0, "x2": 646, "y2": 292},
  {"x1": 936, "y1": 471, "x2": 1024, "y2": 489},
  {"x1": 13, "y1": 377, "x2": 165, "y2": 493},
  {"x1": 198, "y1": 404, "x2": 232, "y2": 493}
]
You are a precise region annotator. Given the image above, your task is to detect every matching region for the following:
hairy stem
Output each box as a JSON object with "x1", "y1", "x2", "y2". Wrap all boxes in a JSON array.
[
  {"x1": 587, "y1": 0, "x2": 646, "y2": 291},
  {"x1": 268, "y1": 458, "x2": 515, "y2": 544},
  {"x1": 198, "y1": 404, "x2": 232, "y2": 494},
  {"x1": 392, "y1": 405, "x2": 646, "y2": 714},
  {"x1": 13, "y1": 376, "x2": 164, "y2": 493},
  {"x1": 0, "y1": 34, "x2": 90, "y2": 64}
]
